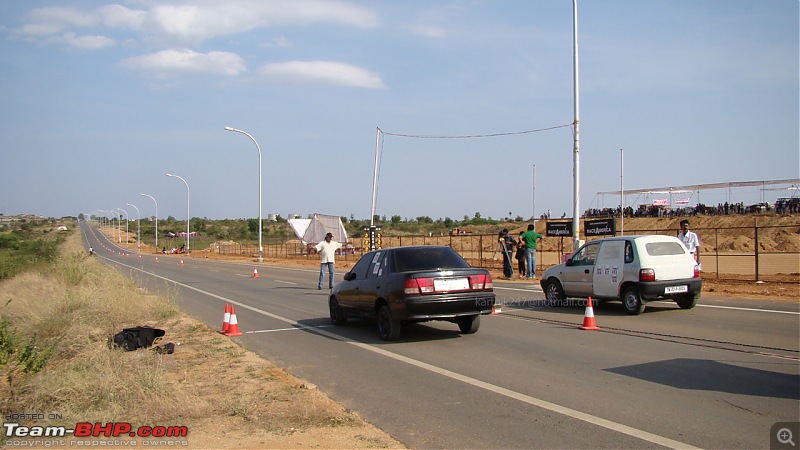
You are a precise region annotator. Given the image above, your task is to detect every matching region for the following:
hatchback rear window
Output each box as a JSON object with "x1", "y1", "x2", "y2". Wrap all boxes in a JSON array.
[
  {"x1": 644, "y1": 241, "x2": 687, "y2": 256},
  {"x1": 393, "y1": 247, "x2": 470, "y2": 272}
]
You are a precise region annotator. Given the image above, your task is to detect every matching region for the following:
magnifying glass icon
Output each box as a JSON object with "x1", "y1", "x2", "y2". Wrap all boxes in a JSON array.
[{"x1": 777, "y1": 428, "x2": 795, "y2": 446}]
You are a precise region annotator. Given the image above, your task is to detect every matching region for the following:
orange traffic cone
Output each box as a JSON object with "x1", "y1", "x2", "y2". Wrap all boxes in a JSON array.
[
  {"x1": 491, "y1": 304, "x2": 502, "y2": 314},
  {"x1": 155, "y1": 256, "x2": 159, "y2": 262},
  {"x1": 252, "y1": 266, "x2": 259, "y2": 278},
  {"x1": 220, "y1": 303, "x2": 230, "y2": 334},
  {"x1": 225, "y1": 305, "x2": 243, "y2": 336},
  {"x1": 180, "y1": 259, "x2": 184, "y2": 267},
  {"x1": 580, "y1": 297, "x2": 600, "y2": 330}
]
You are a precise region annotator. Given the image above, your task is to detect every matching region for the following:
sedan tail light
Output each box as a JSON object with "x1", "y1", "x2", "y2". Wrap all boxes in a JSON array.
[
  {"x1": 639, "y1": 268, "x2": 656, "y2": 282},
  {"x1": 405, "y1": 274, "x2": 493, "y2": 295},
  {"x1": 404, "y1": 278, "x2": 435, "y2": 294},
  {"x1": 468, "y1": 274, "x2": 493, "y2": 290}
]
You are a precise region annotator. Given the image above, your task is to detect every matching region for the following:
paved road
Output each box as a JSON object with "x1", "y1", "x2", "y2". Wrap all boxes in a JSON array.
[{"x1": 83, "y1": 223, "x2": 800, "y2": 449}]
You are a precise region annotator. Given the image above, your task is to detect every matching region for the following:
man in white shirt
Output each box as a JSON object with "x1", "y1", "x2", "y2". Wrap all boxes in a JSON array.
[
  {"x1": 315, "y1": 232, "x2": 343, "y2": 290},
  {"x1": 678, "y1": 220, "x2": 700, "y2": 261}
]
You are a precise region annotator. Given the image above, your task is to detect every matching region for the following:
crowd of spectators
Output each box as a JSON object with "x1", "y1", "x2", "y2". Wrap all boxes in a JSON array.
[{"x1": 583, "y1": 198, "x2": 799, "y2": 219}]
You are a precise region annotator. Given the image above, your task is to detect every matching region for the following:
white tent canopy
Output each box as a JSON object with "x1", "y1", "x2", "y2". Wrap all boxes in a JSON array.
[{"x1": 288, "y1": 214, "x2": 348, "y2": 244}]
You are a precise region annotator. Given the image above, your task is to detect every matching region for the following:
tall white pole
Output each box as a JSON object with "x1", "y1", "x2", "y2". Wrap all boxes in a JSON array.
[
  {"x1": 166, "y1": 173, "x2": 190, "y2": 253},
  {"x1": 110, "y1": 210, "x2": 121, "y2": 243},
  {"x1": 141, "y1": 193, "x2": 158, "y2": 251},
  {"x1": 224, "y1": 127, "x2": 263, "y2": 262},
  {"x1": 532, "y1": 164, "x2": 536, "y2": 220},
  {"x1": 118, "y1": 208, "x2": 129, "y2": 248},
  {"x1": 572, "y1": 0, "x2": 581, "y2": 251},
  {"x1": 127, "y1": 203, "x2": 140, "y2": 252},
  {"x1": 620, "y1": 148, "x2": 624, "y2": 235},
  {"x1": 370, "y1": 127, "x2": 381, "y2": 227}
]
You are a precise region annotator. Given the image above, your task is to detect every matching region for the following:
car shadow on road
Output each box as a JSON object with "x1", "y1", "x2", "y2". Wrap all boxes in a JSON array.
[
  {"x1": 606, "y1": 358, "x2": 800, "y2": 400},
  {"x1": 295, "y1": 317, "x2": 469, "y2": 344}
]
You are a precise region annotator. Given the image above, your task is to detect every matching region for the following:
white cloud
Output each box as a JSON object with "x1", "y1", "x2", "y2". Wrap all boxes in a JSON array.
[
  {"x1": 24, "y1": 7, "x2": 96, "y2": 30},
  {"x1": 120, "y1": 49, "x2": 247, "y2": 78},
  {"x1": 258, "y1": 60, "x2": 385, "y2": 88},
  {"x1": 97, "y1": 4, "x2": 146, "y2": 30},
  {"x1": 57, "y1": 32, "x2": 116, "y2": 50},
  {"x1": 15, "y1": 1, "x2": 378, "y2": 46}
]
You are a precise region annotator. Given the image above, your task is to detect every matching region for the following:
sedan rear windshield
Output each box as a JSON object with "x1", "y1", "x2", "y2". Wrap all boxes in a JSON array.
[
  {"x1": 393, "y1": 247, "x2": 470, "y2": 272},
  {"x1": 644, "y1": 241, "x2": 687, "y2": 256}
]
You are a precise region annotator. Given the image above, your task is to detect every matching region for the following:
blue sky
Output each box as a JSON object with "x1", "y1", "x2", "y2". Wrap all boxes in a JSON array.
[{"x1": 1, "y1": 0, "x2": 797, "y2": 222}]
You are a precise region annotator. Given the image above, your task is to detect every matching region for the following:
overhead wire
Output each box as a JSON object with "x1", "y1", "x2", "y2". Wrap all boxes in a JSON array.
[{"x1": 378, "y1": 123, "x2": 573, "y2": 139}]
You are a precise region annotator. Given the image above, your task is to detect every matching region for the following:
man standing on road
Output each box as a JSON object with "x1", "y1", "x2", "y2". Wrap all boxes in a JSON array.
[
  {"x1": 520, "y1": 223, "x2": 543, "y2": 279},
  {"x1": 316, "y1": 232, "x2": 343, "y2": 290},
  {"x1": 678, "y1": 219, "x2": 700, "y2": 262}
]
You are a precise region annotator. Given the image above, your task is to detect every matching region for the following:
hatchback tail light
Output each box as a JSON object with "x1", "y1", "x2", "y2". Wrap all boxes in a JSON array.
[
  {"x1": 694, "y1": 265, "x2": 700, "y2": 278},
  {"x1": 639, "y1": 268, "x2": 656, "y2": 282}
]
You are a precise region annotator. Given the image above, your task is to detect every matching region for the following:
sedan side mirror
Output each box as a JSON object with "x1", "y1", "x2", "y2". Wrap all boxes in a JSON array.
[{"x1": 344, "y1": 272, "x2": 356, "y2": 281}]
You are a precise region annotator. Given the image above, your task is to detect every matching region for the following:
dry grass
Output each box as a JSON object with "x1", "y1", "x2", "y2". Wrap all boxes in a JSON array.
[{"x1": 0, "y1": 230, "x2": 404, "y2": 448}]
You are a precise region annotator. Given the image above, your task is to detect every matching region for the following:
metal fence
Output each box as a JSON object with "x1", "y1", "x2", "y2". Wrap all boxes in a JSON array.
[{"x1": 215, "y1": 223, "x2": 799, "y2": 283}]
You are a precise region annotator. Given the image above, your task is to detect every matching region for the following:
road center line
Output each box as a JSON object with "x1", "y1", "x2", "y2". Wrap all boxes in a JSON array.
[{"x1": 109, "y1": 258, "x2": 697, "y2": 450}]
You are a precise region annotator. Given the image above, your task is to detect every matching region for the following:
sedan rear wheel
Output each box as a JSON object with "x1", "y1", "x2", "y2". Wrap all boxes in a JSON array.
[
  {"x1": 377, "y1": 305, "x2": 401, "y2": 341},
  {"x1": 456, "y1": 314, "x2": 480, "y2": 334}
]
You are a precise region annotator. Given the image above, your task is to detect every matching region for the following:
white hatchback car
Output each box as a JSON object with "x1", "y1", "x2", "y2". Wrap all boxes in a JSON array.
[{"x1": 540, "y1": 235, "x2": 702, "y2": 315}]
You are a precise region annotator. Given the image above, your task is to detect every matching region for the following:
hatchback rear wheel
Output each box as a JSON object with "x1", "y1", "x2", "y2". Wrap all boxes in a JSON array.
[
  {"x1": 623, "y1": 286, "x2": 645, "y2": 315},
  {"x1": 676, "y1": 292, "x2": 700, "y2": 309}
]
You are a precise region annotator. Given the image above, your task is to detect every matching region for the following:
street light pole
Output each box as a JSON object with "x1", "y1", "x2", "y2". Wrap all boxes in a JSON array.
[
  {"x1": 110, "y1": 210, "x2": 121, "y2": 243},
  {"x1": 141, "y1": 193, "x2": 158, "y2": 251},
  {"x1": 126, "y1": 203, "x2": 141, "y2": 252},
  {"x1": 118, "y1": 208, "x2": 129, "y2": 248},
  {"x1": 166, "y1": 173, "x2": 190, "y2": 254},
  {"x1": 225, "y1": 126, "x2": 263, "y2": 262}
]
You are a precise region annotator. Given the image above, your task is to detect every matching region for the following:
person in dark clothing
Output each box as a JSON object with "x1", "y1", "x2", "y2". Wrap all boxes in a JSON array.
[
  {"x1": 498, "y1": 229, "x2": 516, "y2": 279},
  {"x1": 515, "y1": 231, "x2": 526, "y2": 276}
]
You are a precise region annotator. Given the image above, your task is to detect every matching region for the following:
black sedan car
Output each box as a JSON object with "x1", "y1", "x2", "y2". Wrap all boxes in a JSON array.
[{"x1": 329, "y1": 246, "x2": 496, "y2": 340}]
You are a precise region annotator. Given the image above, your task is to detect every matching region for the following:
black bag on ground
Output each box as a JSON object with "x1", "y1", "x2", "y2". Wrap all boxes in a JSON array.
[{"x1": 111, "y1": 326, "x2": 165, "y2": 351}]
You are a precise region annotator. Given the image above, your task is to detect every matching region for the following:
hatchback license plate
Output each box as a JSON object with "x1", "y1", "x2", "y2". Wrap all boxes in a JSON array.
[
  {"x1": 665, "y1": 285, "x2": 688, "y2": 294},
  {"x1": 434, "y1": 278, "x2": 469, "y2": 291}
]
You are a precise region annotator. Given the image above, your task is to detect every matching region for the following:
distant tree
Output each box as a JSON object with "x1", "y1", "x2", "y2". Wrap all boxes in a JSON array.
[
  {"x1": 443, "y1": 217, "x2": 453, "y2": 228},
  {"x1": 247, "y1": 218, "x2": 258, "y2": 234},
  {"x1": 474, "y1": 212, "x2": 481, "y2": 219},
  {"x1": 391, "y1": 215, "x2": 402, "y2": 224}
]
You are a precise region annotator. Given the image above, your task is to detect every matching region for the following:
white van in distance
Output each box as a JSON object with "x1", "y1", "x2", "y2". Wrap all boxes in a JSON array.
[{"x1": 540, "y1": 235, "x2": 702, "y2": 315}]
